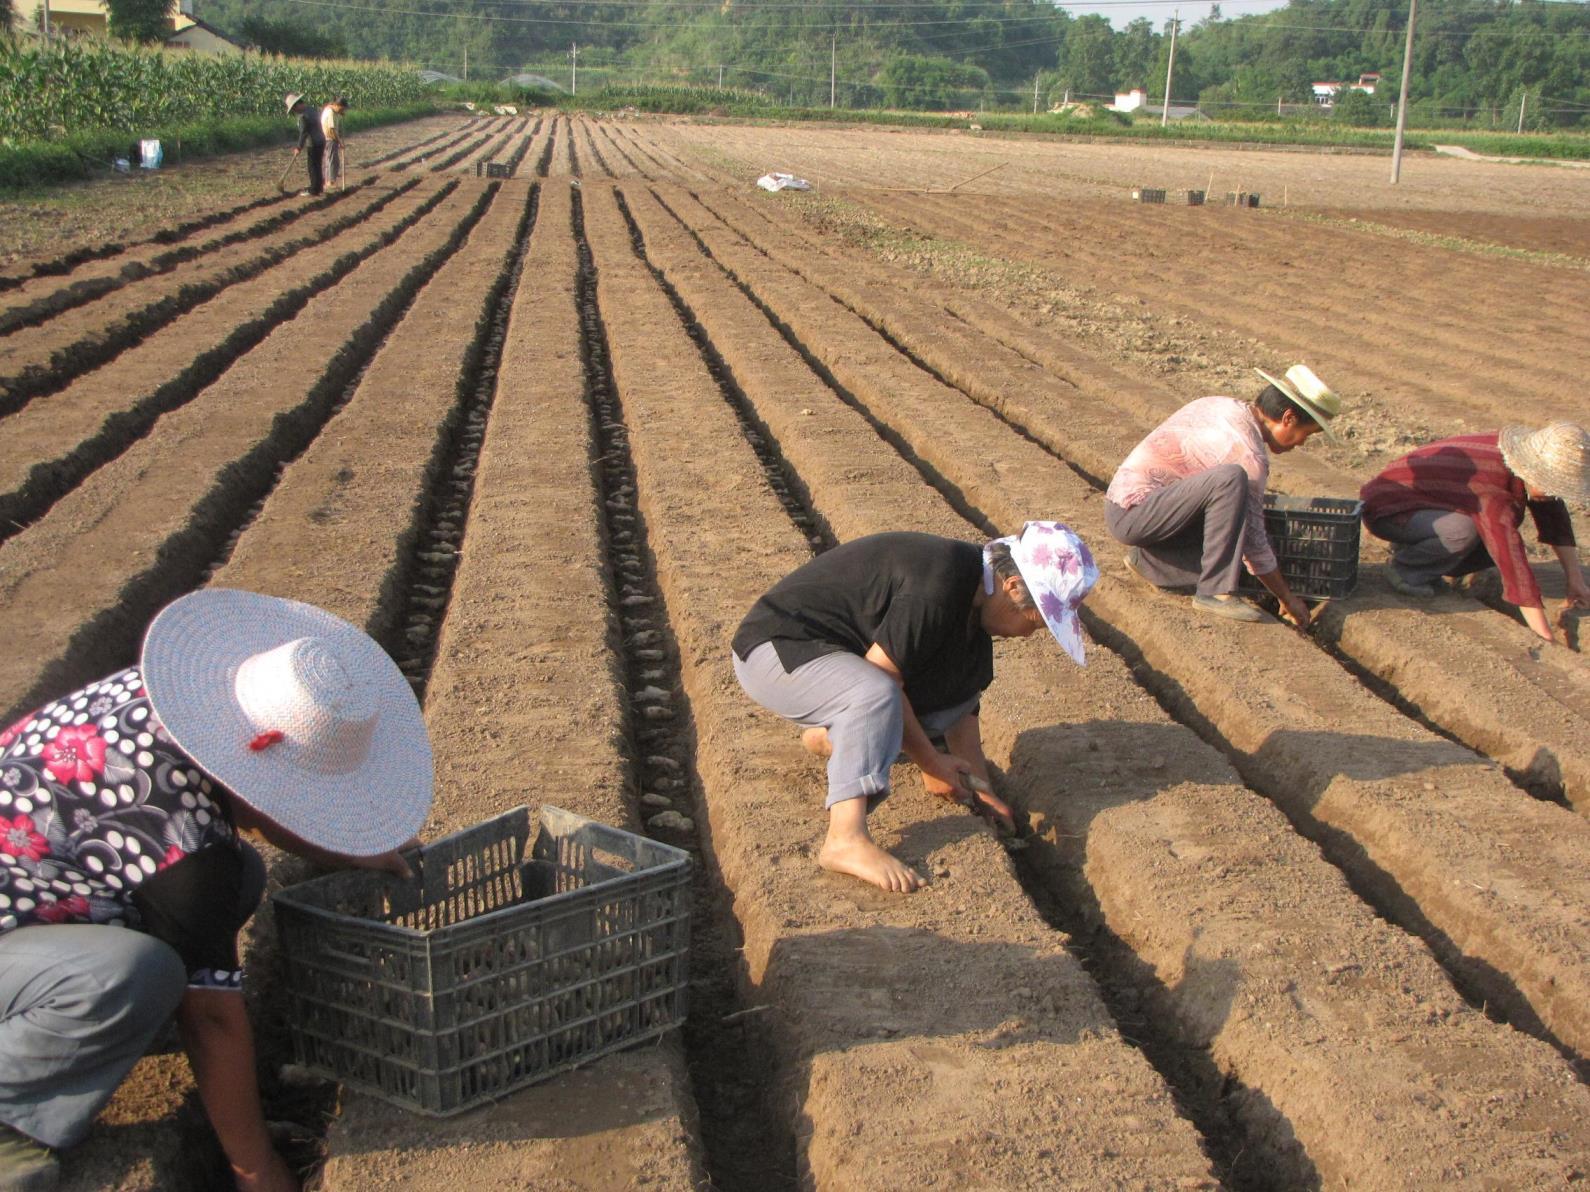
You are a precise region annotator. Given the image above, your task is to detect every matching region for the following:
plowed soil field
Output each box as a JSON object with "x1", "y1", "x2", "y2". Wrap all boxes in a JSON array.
[{"x1": 4, "y1": 111, "x2": 1588, "y2": 1191}]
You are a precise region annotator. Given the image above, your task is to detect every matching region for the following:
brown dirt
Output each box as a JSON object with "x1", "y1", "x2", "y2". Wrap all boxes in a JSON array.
[{"x1": 8, "y1": 115, "x2": 1590, "y2": 1189}]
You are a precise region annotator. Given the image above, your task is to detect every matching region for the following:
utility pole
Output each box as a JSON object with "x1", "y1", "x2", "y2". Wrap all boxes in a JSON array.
[
  {"x1": 1390, "y1": 0, "x2": 1416, "y2": 183},
  {"x1": 462, "y1": 46, "x2": 468, "y2": 81},
  {"x1": 1517, "y1": 90, "x2": 1527, "y2": 133},
  {"x1": 830, "y1": 34, "x2": 836, "y2": 109},
  {"x1": 570, "y1": 42, "x2": 578, "y2": 96},
  {"x1": 718, "y1": 63, "x2": 724, "y2": 89},
  {"x1": 40, "y1": 0, "x2": 51, "y2": 39},
  {"x1": 1161, "y1": 13, "x2": 1180, "y2": 128},
  {"x1": 1033, "y1": 75, "x2": 1041, "y2": 114}
]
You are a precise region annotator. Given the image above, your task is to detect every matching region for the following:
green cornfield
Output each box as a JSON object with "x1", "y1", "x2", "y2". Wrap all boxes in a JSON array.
[{"x1": 0, "y1": 41, "x2": 426, "y2": 142}]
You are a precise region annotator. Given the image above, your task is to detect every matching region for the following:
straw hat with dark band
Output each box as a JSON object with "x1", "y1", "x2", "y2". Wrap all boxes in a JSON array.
[
  {"x1": 1500, "y1": 421, "x2": 1590, "y2": 504},
  {"x1": 284, "y1": 92, "x2": 304, "y2": 114},
  {"x1": 141, "y1": 589, "x2": 434, "y2": 857},
  {"x1": 1254, "y1": 364, "x2": 1342, "y2": 441}
]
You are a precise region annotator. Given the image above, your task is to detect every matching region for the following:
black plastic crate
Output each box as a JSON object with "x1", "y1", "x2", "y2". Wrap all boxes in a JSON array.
[
  {"x1": 271, "y1": 805, "x2": 691, "y2": 1116},
  {"x1": 1238, "y1": 494, "x2": 1363, "y2": 601}
]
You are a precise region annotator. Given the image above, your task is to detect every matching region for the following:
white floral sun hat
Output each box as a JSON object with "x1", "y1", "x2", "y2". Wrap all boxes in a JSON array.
[
  {"x1": 141, "y1": 589, "x2": 433, "y2": 856},
  {"x1": 983, "y1": 521, "x2": 1100, "y2": 666}
]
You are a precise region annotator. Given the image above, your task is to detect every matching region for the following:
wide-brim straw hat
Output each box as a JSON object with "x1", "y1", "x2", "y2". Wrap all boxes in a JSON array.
[
  {"x1": 1254, "y1": 364, "x2": 1341, "y2": 441},
  {"x1": 141, "y1": 589, "x2": 433, "y2": 857},
  {"x1": 1500, "y1": 422, "x2": 1590, "y2": 504},
  {"x1": 284, "y1": 92, "x2": 304, "y2": 113}
]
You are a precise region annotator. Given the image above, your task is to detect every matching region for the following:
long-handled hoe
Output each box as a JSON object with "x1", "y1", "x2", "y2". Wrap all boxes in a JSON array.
[{"x1": 275, "y1": 154, "x2": 297, "y2": 195}]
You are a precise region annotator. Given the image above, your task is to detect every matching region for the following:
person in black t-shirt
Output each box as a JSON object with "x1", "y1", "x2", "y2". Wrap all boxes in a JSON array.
[
  {"x1": 732, "y1": 525, "x2": 1098, "y2": 893},
  {"x1": 0, "y1": 590, "x2": 432, "y2": 1192}
]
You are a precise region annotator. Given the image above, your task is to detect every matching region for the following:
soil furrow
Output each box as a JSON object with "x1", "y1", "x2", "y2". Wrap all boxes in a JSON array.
[
  {"x1": 359, "y1": 118, "x2": 468, "y2": 168},
  {"x1": 389, "y1": 121, "x2": 486, "y2": 171},
  {"x1": 0, "y1": 179, "x2": 436, "y2": 541},
  {"x1": 572, "y1": 183, "x2": 786, "y2": 1192},
  {"x1": 312, "y1": 176, "x2": 705, "y2": 1191},
  {"x1": 0, "y1": 180, "x2": 412, "y2": 417},
  {"x1": 867, "y1": 193, "x2": 1583, "y2": 429},
  {"x1": 635, "y1": 181, "x2": 1590, "y2": 1070},
  {"x1": 0, "y1": 192, "x2": 287, "y2": 295},
  {"x1": 575, "y1": 118, "x2": 613, "y2": 178},
  {"x1": 591, "y1": 122, "x2": 643, "y2": 175},
  {"x1": 0, "y1": 193, "x2": 332, "y2": 336},
  {"x1": 431, "y1": 124, "x2": 507, "y2": 174},
  {"x1": 618, "y1": 178, "x2": 1590, "y2": 1189},
  {"x1": 0, "y1": 181, "x2": 493, "y2": 725},
  {"x1": 580, "y1": 178, "x2": 1219, "y2": 1187}
]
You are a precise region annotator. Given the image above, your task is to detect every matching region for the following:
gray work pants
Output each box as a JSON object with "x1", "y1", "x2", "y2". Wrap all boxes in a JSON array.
[
  {"x1": 732, "y1": 642, "x2": 979, "y2": 808},
  {"x1": 1367, "y1": 509, "x2": 1491, "y2": 586},
  {"x1": 1105, "y1": 463, "x2": 1250, "y2": 596},
  {"x1": 0, "y1": 925, "x2": 186, "y2": 1148}
]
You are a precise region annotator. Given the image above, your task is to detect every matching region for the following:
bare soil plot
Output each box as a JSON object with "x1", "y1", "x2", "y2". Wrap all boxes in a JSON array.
[{"x1": 7, "y1": 115, "x2": 1589, "y2": 1190}]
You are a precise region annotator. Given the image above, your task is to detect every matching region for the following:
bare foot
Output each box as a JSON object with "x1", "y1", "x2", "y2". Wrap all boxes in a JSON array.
[
  {"x1": 818, "y1": 833, "x2": 923, "y2": 893},
  {"x1": 800, "y1": 727, "x2": 833, "y2": 758}
]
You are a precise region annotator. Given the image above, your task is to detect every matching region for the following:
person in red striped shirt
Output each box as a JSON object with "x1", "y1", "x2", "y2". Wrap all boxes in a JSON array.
[{"x1": 1360, "y1": 422, "x2": 1589, "y2": 644}]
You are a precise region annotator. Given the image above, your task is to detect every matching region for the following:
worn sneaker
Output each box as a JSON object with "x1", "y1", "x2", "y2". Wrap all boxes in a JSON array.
[
  {"x1": 1385, "y1": 569, "x2": 1442, "y2": 599},
  {"x1": 0, "y1": 1124, "x2": 58, "y2": 1191},
  {"x1": 1191, "y1": 593, "x2": 1267, "y2": 623}
]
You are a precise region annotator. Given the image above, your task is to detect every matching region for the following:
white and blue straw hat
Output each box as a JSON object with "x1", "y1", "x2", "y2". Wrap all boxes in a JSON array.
[{"x1": 141, "y1": 589, "x2": 433, "y2": 856}]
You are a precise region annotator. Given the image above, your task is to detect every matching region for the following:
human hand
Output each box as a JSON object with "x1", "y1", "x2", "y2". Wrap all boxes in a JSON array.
[
  {"x1": 232, "y1": 1149, "x2": 299, "y2": 1192},
  {"x1": 291, "y1": 147, "x2": 300, "y2": 156},
  {"x1": 348, "y1": 838, "x2": 420, "y2": 880},
  {"x1": 1280, "y1": 594, "x2": 1313, "y2": 630},
  {"x1": 960, "y1": 774, "x2": 1017, "y2": 835},
  {"x1": 920, "y1": 753, "x2": 974, "y2": 805},
  {"x1": 1565, "y1": 576, "x2": 1590, "y2": 610}
]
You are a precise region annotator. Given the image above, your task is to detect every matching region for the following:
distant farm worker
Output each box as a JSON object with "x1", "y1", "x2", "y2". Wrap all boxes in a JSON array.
[
  {"x1": 731, "y1": 524, "x2": 1098, "y2": 894},
  {"x1": 285, "y1": 92, "x2": 325, "y2": 197},
  {"x1": 1361, "y1": 421, "x2": 1589, "y2": 643},
  {"x1": 320, "y1": 96, "x2": 349, "y2": 192},
  {"x1": 1105, "y1": 364, "x2": 1341, "y2": 625},
  {"x1": 0, "y1": 590, "x2": 432, "y2": 1192}
]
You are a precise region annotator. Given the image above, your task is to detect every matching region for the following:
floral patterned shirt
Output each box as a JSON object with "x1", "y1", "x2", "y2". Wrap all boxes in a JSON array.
[{"x1": 0, "y1": 668, "x2": 262, "y2": 990}]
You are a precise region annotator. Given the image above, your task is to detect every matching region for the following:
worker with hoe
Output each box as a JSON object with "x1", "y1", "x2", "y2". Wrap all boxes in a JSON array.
[
  {"x1": 320, "y1": 96, "x2": 349, "y2": 192},
  {"x1": 732, "y1": 524, "x2": 1098, "y2": 894},
  {"x1": 285, "y1": 92, "x2": 326, "y2": 197},
  {"x1": 1105, "y1": 364, "x2": 1341, "y2": 625},
  {"x1": 0, "y1": 590, "x2": 432, "y2": 1192},
  {"x1": 1360, "y1": 421, "x2": 1589, "y2": 644}
]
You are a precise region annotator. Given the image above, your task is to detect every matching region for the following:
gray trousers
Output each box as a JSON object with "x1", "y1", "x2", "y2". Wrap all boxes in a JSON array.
[
  {"x1": 324, "y1": 140, "x2": 343, "y2": 187},
  {"x1": 1105, "y1": 463, "x2": 1250, "y2": 596},
  {"x1": 1367, "y1": 510, "x2": 1490, "y2": 585},
  {"x1": 732, "y1": 642, "x2": 978, "y2": 809},
  {"x1": 0, "y1": 925, "x2": 187, "y2": 1148}
]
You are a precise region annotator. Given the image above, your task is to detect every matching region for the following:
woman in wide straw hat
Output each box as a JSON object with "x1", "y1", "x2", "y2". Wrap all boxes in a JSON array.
[
  {"x1": 732, "y1": 524, "x2": 1098, "y2": 894},
  {"x1": 1361, "y1": 421, "x2": 1590, "y2": 643},
  {"x1": 0, "y1": 590, "x2": 433, "y2": 1191}
]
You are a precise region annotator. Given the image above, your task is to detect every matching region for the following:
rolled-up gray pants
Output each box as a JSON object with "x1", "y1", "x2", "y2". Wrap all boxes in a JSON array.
[
  {"x1": 1366, "y1": 509, "x2": 1490, "y2": 586},
  {"x1": 0, "y1": 925, "x2": 186, "y2": 1148},
  {"x1": 732, "y1": 642, "x2": 978, "y2": 808},
  {"x1": 1106, "y1": 463, "x2": 1250, "y2": 596}
]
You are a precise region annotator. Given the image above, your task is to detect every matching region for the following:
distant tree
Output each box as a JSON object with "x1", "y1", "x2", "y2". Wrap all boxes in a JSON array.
[
  {"x1": 1059, "y1": 14, "x2": 1115, "y2": 98},
  {"x1": 1114, "y1": 18, "x2": 1157, "y2": 89},
  {"x1": 876, "y1": 54, "x2": 989, "y2": 110},
  {"x1": 1332, "y1": 85, "x2": 1386, "y2": 125},
  {"x1": 106, "y1": 0, "x2": 172, "y2": 42},
  {"x1": 239, "y1": 15, "x2": 349, "y2": 58}
]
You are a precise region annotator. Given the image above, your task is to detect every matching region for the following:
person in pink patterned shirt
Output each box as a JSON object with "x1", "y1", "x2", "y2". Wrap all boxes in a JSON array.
[{"x1": 1105, "y1": 365, "x2": 1341, "y2": 625}]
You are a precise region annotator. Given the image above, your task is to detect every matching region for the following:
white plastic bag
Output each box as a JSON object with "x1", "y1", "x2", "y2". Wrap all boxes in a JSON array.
[
  {"x1": 756, "y1": 172, "x2": 812, "y2": 192},
  {"x1": 139, "y1": 139, "x2": 162, "y2": 169}
]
